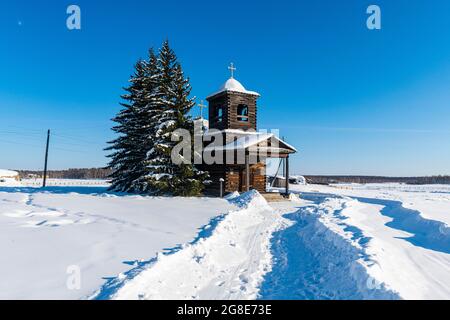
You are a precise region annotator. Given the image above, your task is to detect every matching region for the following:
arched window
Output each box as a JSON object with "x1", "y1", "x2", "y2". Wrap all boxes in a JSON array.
[
  {"x1": 237, "y1": 104, "x2": 249, "y2": 122},
  {"x1": 215, "y1": 107, "x2": 223, "y2": 122}
]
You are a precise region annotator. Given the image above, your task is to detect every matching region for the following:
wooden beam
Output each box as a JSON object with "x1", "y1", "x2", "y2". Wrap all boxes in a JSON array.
[
  {"x1": 245, "y1": 153, "x2": 250, "y2": 192},
  {"x1": 285, "y1": 155, "x2": 290, "y2": 195}
]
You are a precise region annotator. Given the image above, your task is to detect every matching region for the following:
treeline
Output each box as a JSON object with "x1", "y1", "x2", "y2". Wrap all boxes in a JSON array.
[
  {"x1": 18, "y1": 168, "x2": 113, "y2": 180},
  {"x1": 304, "y1": 175, "x2": 450, "y2": 185},
  {"x1": 17, "y1": 170, "x2": 450, "y2": 185}
]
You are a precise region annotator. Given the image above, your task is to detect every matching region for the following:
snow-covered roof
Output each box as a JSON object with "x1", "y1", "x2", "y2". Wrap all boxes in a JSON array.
[
  {"x1": 204, "y1": 131, "x2": 297, "y2": 153},
  {"x1": 0, "y1": 169, "x2": 18, "y2": 177},
  {"x1": 194, "y1": 118, "x2": 209, "y2": 129},
  {"x1": 207, "y1": 78, "x2": 260, "y2": 99},
  {"x1": 203, "y1": 129, "x2": 263, "y2": 137}
]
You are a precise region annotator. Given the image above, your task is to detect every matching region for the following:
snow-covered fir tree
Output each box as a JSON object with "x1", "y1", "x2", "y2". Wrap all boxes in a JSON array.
[
  {"x1": 129, "y1": 49, "x2": 164, "y2": 192},
  {"x1": 106, "y1": 59, "x2": 150, "y2": 192},
  {"x1": 145, "y1": 41, "x2": 209, "y2": 196},
  {"x1": 107, "y1": 41, "x2": 209, "y2": 196}
]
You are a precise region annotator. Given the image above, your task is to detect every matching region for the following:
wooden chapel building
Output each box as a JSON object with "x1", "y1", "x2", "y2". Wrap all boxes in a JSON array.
[{"x1": 199, "y1": 65, "x2": 297, "y2": 196}]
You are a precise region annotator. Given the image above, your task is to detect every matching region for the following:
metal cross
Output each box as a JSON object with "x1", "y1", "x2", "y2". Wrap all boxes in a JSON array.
[
  {"x1": 198, "y1": 100, "x2": 207, "y2": 119},
  {"x1": 228, "y1": 62, "x2": 236, "y2": 78}
]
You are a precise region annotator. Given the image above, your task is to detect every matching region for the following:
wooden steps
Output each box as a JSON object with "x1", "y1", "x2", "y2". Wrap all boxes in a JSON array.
[{"x1": 261, "y1": 192, "x2": 288, "y2": 202}]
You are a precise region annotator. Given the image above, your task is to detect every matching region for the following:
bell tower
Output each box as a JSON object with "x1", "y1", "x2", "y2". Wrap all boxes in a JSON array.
[{"x1": 206, "y1": 63, "x2": 260, "y2": 131}]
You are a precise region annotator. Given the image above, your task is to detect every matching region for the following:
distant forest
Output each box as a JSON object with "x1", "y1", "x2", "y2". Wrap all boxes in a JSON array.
[
  {"x1": 16, "y1": 169, "x2": 450, "y2": 185},
  {"x1": 304, "y1": 175, "x2": 450, "y2": 185},
  {"x1": 18, "y1": 168, "x2": 113, "y2": 180}
]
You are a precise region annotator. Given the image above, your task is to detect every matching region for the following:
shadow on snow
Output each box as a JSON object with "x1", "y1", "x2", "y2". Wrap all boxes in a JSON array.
[
  {"x1": 259, "y1": 191, "x2": 399, "y2": 300},
  {"x1": 353, "y1": 197, "x2": 450, "y2": 255},
  {"x1": 0, "y1": 186, "x2": 124, "y2": 196},
  {"x1": 91, "y1": 212, "x2": 228, "y2": 300}
]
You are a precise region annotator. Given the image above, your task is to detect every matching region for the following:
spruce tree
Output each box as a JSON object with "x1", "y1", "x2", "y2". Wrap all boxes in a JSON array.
[
  {"x1": 131, "y1": 49, "x2": 164, "y2": 192},
  {"x1": 107, "y1": 41, "x2": 209, "y2": 196},
  {"x1": 145, "y1": 41, "x2": 209, "y2": 196},
  {"x1": 106, "y1": 60, "x2": 149, "y2": 192},
  {"x1": 169, "y1": 63, "x2": 209, "y2": 196}
]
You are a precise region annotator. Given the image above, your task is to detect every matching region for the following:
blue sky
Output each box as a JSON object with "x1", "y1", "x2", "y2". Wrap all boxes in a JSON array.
[{"x1": 0, "y1": 0, "x2": 449, "y2": 176}]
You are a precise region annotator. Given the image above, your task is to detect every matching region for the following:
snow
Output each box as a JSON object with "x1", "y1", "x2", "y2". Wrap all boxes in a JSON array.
[
  {"x1": 103, "y1": 190, "x2": 286, "y2": 300},
  {"x1": 0, "y1": 183, "x2": 235, "y2": 299},
  {"x1": 331, "y1": 183, "x2": 450, "y2": 226},
  {"x1": 204, "y1": 132, "x2": 274, "y2": 152},
  {"x1": 204, "y1": 131, "x2": 297, "y2": 153},
  {"x1": 203, "y1": 129, "x2": 263, "y2": 136},
  {"x1": 0, "y1": 170, "x2": 19, "y2": 187},
  {"x1": 0, "y1": 169, "x2": 18, "y2": 177},
  {"x1": 207, "y1": 78, "x2": 260, "y2": 99},
  {"x1": 278, "y1": 183, "x2": 450, "y2": 299},
  {"x1": 259, "y1": 199, "x2": 399, "y2": 299},
  {"x1": 1, "y1": 180, "x2": 449, "y2": 300},
  {"x1": 203, "y1": 128, "x2": 297, "y2": 151},
  {"x1": 194, "y1": 118, "x2": 209, "y2": 130},
  {"x1": 20, "y1": 179, "x2": 110, "y2": 187},
  {"x1": 290, "y1": 175, "x2": 307, "y2": 185}
]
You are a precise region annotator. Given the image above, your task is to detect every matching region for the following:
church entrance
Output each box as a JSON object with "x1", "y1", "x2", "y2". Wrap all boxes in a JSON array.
[
  {"x1": 238, "y1": 163, "x2": 266, "y2": 192},
  {"x1": 238, "y1": 167, "x2": 250, "y2": 192},
  {"x1": 238, "y1": 165, "x2": 260, "y2": 192}
]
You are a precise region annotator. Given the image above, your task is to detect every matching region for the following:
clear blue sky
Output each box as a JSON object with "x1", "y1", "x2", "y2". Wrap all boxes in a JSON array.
[{"x1": 1, "y1": 0, "x2": 449, "y2": 176}]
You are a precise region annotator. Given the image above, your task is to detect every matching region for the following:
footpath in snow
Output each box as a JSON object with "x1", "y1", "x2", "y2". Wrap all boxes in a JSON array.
[
  {"x1": 94, "y1": 191, "x2": 287, "y2": 300},
  {"x1": 98, "y1": 184, "x2": 450, "y2": 300},
  {"x1": 95, "y1": 190, "x2": 407, "y2": 300},
  {"x1": 259, "y1": 196, "x2": 399, "y2": 299},
  {"x1": 276, "y1": 184, "x2": 450, "y2": 300}
]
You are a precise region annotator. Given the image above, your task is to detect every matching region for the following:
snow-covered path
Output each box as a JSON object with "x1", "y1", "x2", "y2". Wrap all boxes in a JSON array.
[
  {"x1": 271, "y1": 185, "x2": 450, "y2": 300},
  {"x1": 100, "y1": 191, "x2": 288, "y2": 300},
  {"x1": 95, "y1": 185, "x2": 449, "y2": 300},
  {"x1": 259, "y1": 196, "x2": 399, "y2": 300}
]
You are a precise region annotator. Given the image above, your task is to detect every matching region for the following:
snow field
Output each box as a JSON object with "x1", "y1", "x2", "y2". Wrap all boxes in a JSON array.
[
  {"x1": 0, "y1": 186, "x2": 235, "y2": 299},
  {"x1": 1, "y1": 181, "x2": 449, "y2": 300}
]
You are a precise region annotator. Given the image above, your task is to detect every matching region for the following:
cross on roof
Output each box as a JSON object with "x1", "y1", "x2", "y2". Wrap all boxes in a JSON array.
[
  {"x1": 228, "y1": 63, "x2": 236, "y2": 79},
  {"x1": 197, "y1": 100, "x2": 207, "y2": 119}
]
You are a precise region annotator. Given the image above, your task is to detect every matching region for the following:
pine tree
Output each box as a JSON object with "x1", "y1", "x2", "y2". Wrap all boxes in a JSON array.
[{"x1": 145, "y1": 41, "x2": 209, "y2": 196}]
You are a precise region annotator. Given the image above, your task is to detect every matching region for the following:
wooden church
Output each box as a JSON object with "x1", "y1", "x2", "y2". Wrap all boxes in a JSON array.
[{"x1": 200, "y1": 64, "x2": 297, "y2": 196}]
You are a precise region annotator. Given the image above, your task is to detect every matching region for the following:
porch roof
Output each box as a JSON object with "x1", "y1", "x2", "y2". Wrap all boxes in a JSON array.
[{"x1": 203, "y1": 131, "x2": 297, "y2": 156}]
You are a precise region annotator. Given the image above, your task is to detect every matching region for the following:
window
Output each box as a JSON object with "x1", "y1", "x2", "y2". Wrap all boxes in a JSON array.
[
  {"x1": 215, "y1": 107, "x2": 223, "y2": 122},
  {"x1": 237, "y1": 104, "x2": 249, "y2": 122}
]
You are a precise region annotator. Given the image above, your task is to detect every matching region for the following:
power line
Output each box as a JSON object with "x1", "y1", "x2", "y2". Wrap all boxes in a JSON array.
[
  {"x1": 52, "y1": 133, "x2": 102, "y2": 146},
  {"x1": 0, "y1": 138, "x2": 44, "y2": 149},
  {"x1": 0, "y1": 137, "x2": 95, "y2": 154},
  {"x1": 0, "y1": 128, "x2": 105, "y2": 148}
]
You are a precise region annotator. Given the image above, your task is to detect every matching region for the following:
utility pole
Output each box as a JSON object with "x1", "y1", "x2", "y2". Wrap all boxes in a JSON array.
[{"x1": 43, "y1": 129, "x2": 50, "y2": 188}]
